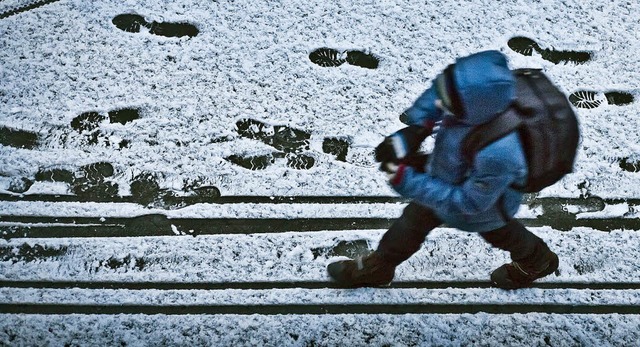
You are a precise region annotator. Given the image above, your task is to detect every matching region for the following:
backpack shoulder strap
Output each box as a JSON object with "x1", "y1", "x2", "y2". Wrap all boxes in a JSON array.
[{"x1": 462, "y1": 107, "x2": 522, "y2": 164}]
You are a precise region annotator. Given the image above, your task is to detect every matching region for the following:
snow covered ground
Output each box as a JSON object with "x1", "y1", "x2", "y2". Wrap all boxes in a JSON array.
[{"x1": 1, "y1": 0, "x2": 639, "y2": 345}]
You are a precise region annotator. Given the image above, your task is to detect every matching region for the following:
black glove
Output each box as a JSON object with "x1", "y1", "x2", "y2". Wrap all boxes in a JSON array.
[
  {"x1": 401, "y1": 153, "x2": 429, "y2": 173},
  {"x1": 378, "y1": 153, "x2": 429, "y2": 174},
  {"x1": 374, "y1": 125, "x2": 430, "y2": 163}
]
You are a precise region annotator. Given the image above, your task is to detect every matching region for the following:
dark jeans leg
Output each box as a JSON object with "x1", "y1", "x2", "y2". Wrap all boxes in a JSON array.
[
  {"x1": 376, "y1": 202, "x2": 442, "y2": 265},
  {"x1": 480, "y1": 219, "x2": 542, "y2": 261}
]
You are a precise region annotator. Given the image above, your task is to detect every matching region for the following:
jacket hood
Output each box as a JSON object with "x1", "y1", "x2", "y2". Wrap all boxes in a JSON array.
[{"x1": 439, "y1": 50, "x2": 515, "y2": 126}]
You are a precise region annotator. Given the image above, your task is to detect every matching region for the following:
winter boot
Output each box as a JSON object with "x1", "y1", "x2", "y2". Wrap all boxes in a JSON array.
[
  {"x1": 491, "y1": 242, "x2": 559, "y2": 289},
  {"x1": 327, "y1": 251, "x2": 395, "y2": 288}
]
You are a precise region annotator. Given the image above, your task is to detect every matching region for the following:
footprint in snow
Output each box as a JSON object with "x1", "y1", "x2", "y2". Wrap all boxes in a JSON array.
[
  {"x1": 0, "y1": 243, "x2": 68, "y2": 263},
  {"x1": 129, "y1": 172, "x2": 221, "y2": 208},
  {"x1": 227, "y1": 119, "x2": 378, "y2": 171},
  {"x1": 112, "y1": 14, "x2": 199, "y2": 38},
  {"x1": 5, "y1": 177, "x2": 34, "y2": 194},
  {"x1": 35, "y1": 161, "x2": 119, "y2": 201},
  {"x1": 228, "y1": 118, "x2": 316, "y2": 171},
  {"x1": 235, "y1": 118, "x2": 311, "y2": 154},
  {"x1": 618, "y1": 157, "x2": 640, "y2": 173},
  {"x1": 225, "y1": 152, "x2": 316, "y2": 171},
  {"x1": 508, "y1": 36, "x2": 591, "y2": 64},
  {"x1": 309, "y1": 48, "x2": 380, "y2": 69},
  {"x1": 311, "y1": 240, "x2": 373, "y2": 260},
  {"x1": 0, "y1": 126, "x2": 39, "y2": 149},
  {"x1": 322, "y1": 137, "x2": 350, "y2": 162},
  {"x1": 70, "y1": 107, "x2": 139, "y2": 148},
  {"x1": 569, "y1": 90, "x2": 634, "y2": 109}
]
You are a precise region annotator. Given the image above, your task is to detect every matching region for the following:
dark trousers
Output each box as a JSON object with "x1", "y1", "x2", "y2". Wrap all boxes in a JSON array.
[{"x1": 376, "y1": 202, "x2": 543, "y2": 266}]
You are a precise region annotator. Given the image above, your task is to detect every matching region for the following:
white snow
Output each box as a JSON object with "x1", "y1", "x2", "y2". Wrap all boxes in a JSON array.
[
  {"x1": 1, "y1": 0, "x2": 639, "y2": 198},
  {"x1": 1, "y1": 0, "x2": 640, "y2": 345}
]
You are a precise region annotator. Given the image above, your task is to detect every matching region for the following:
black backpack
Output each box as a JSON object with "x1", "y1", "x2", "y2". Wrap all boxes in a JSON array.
[{"x1": 462, "y1": 68, "x2": 580, "y2": 193}]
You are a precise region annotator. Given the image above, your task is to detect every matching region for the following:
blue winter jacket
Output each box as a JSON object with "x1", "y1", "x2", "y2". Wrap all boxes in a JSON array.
[{"x1": 392, "y1": 50, "x2": 528, "y2": 233}]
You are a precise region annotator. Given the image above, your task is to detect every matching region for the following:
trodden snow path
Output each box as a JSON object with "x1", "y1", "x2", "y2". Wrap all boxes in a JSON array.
[{"x1": 1, "y1": 0, "x2": 640, "y2": 345}]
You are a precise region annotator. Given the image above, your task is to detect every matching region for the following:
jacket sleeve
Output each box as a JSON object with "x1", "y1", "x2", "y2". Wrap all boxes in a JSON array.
[
  {"x1": 390, "y1": 149, "x2": 522, "y2": 217},
  {"x1": 402, "y1": 82, "x2": 444, "y2": 128}
]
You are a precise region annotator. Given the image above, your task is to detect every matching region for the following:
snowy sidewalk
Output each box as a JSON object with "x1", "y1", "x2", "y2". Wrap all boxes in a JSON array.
[
  {"x1": 2, "y1": 0, "x2": 640, "y2": 345},
  {"x1": 1, "y1": 196, "x2": 640, "y2": 345}
]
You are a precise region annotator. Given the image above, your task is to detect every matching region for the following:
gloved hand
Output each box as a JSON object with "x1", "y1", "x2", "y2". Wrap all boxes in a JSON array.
[
  {"x1": 374, "y1": 125, "x2": 430, "y2": 164},
  {"x1": 379, "y1": 162, "x2": 399, "y2": 180},
  {"x1": 381, "y1": 162, "x2": 413, "y2": 190},
  {"x1": 400, "y1": 153, "x2": 429, "y2": 173}
]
